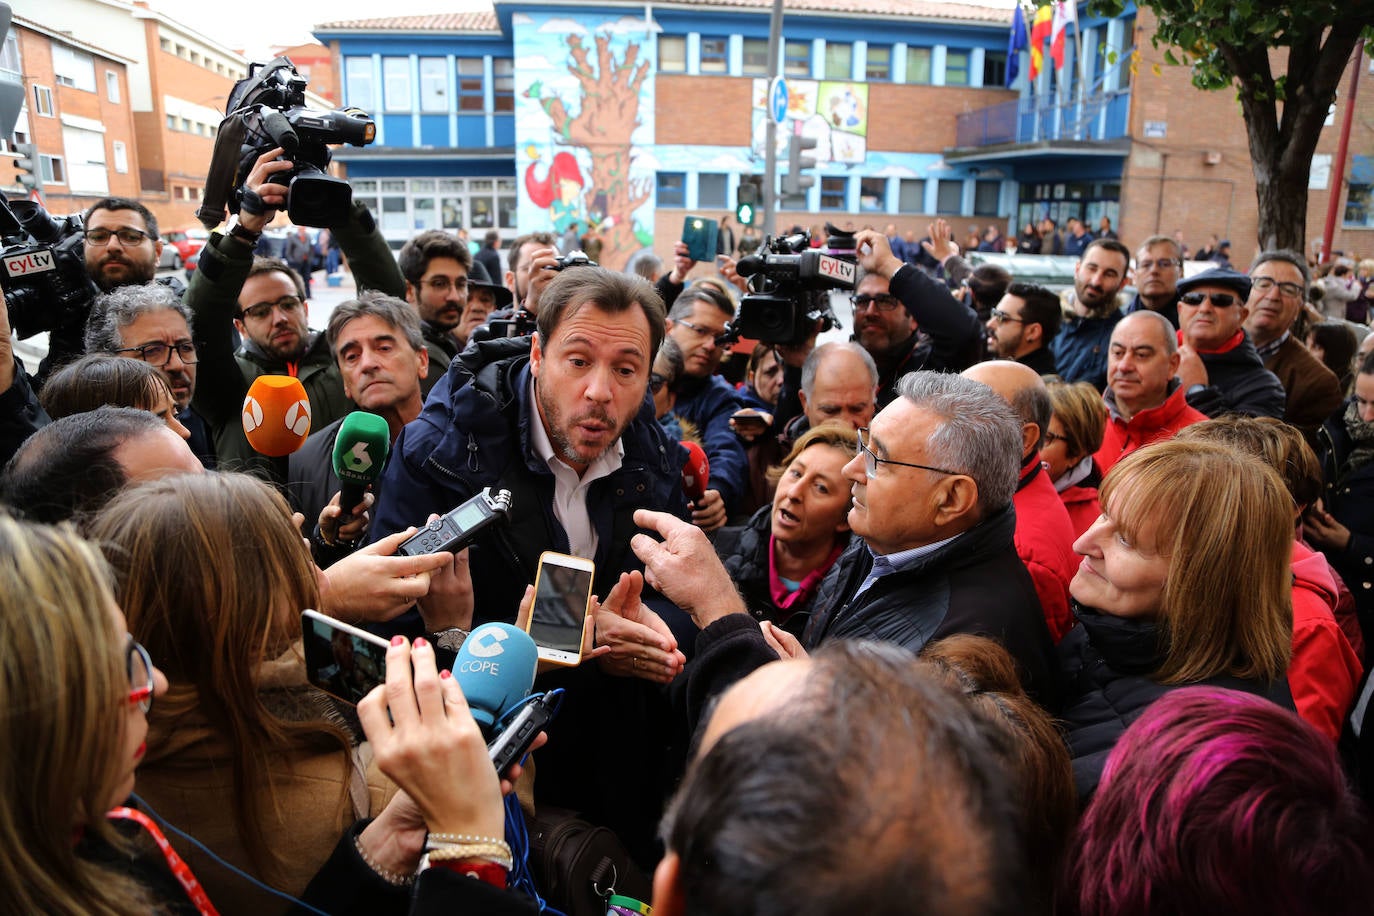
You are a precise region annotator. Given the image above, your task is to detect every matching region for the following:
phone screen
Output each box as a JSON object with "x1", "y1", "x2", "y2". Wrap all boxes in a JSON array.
[
  {"x1": 302, "y1": 612, "x2": 389, "y2": 705},
  {"x1": 529, "y1": 559, "x2": 594, "y2": 654}
]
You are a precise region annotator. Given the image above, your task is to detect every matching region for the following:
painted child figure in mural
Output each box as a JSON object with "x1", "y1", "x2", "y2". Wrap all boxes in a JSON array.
[{"x1": 525, "y1": 150, "x2": 587, "y2": 238}]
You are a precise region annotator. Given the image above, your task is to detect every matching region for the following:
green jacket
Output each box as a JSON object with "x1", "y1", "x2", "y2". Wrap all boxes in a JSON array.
[{"x1": 187, "y1": 201, "x2": 405, "y2": 479}]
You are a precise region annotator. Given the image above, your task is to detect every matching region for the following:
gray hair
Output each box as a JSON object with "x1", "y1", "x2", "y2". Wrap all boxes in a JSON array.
[
  {"x1": 326, "y1": 290, "x2": 425, "y2": 355},
  {"x1": 84, "y1": 282, "x2": 191, "y2": 353},
  {"x1": 896, "y1": 371, "x2": 1021, "y2": 515},
  {"x1": 801, "y1": 342, "x2": 879, "y2": 399},
  {"x1": 1251, "y1": 249, "x2": 1311, "y2": 293},
  {"x1": 629, "y1": 252, "x2": 662, "y2": 281},
  {"x1": 1115, "y1": 309, "x2": 1178, "y2": 356}
]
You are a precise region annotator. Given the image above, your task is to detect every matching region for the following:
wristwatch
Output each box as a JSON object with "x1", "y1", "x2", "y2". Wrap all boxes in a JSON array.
[
  {"x1": 225, "y1": 215, "x2": 262, "y2": 247},
  {"x1": 431, "y1": 627, "x2": 469, "y2": 653}
]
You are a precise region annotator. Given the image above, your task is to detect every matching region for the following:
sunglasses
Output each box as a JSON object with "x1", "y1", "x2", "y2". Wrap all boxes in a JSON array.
[{"x1": 1179, "y1": 291, "x2": 1240, "y2": 308}]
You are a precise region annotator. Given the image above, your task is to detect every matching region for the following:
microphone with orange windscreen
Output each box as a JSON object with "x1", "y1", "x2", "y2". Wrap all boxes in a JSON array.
[{"x1": 241, "y1": 375, "x2": 312, "y2": 456}]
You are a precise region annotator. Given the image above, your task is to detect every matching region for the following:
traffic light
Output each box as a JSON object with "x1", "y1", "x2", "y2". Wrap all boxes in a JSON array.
[
  {"x1": 735, "y1": 180, "x2": 759, "y2": 226},
  {"x1": 783, "y1": 134, "x2": 817, "y2": 197},
  {"x1": 14, "y1": 142, "x2": 37, "y2": 191}
]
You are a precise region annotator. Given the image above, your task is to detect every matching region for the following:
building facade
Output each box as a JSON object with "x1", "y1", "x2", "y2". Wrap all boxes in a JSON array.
[
  {"x1": 1, "y1": 16, "x2": 140, "y2": 214},
  {"x1": 314, "y1": 0, "x2": 1016, "y2": 267}
]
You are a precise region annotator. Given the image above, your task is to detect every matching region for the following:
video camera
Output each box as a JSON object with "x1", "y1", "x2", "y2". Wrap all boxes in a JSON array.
[
  {"x1": 474, "y1": 250, "x2": 599, "y2": 341},
  {"x1": 0, "y1": 197, "x2": 99, "y2": 338},
  {"x1": 734, "y1": 223, "x2": 854, "y2": 345},
  {"x1": 198, "y1": 57, "x2": 375, "y2": 229}
]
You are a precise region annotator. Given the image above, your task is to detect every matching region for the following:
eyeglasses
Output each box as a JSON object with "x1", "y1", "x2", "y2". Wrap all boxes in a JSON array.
[
  {"x1": 1251, "y1": 276, "x2": 1304, "y2": 298},
  {"x1": 675, "y1": 319, "x2": 732, "y2": 347},
  {"x1": 85, "y1": 227, "x2": 152, "y2": 247},
  {"x1": 114, "y1": 340, "x2": 198, "y2": 367},
  {"x1": 850, "y1": 293, "x2": 902, "y2": 312},
  {"x1": 239, "y1": 295, "x2": 304, "y2": 322},
  {"x1": 422, "y1": 276, "x2": 468, "y2": 294},
  {"x1": 988, "y1": 308, "x2": 1024, "y2": 324},
  {"x1": 650, "y1": 372, "x2": 668, "y2": 394},
  {"x1": 856, "y1": 427, "x2": 962, "y2": 480},
  {"x1": 1136, "y1": 258, "x2": 1178, "y2": 271},
  {"x1": 127, "y1": 635, "x2": 155, "y2": 714},
  {"x1": 1179, "y1": 291, "x2": 1240, "y2": 308},
  {"x1": 1041, "y1": 431, "x2": 1068, "y2": 446}
]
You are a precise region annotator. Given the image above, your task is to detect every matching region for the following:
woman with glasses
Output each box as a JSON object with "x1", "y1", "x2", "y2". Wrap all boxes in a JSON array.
[
  {"x1": 714, "y1": 424, "x2": 858, "y2": 638},
  {"x1": 0, "y1": 508, "x2": 537, "y2": 914},
  {"x1": 1058, "y1": 439, "x2": 1295, "y2": 801},
  {"x1": 1041, "y1": 379, "x2": 1107, "y2": 538}
]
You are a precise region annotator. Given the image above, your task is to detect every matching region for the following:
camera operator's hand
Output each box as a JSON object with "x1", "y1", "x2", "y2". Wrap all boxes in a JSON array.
[
  {"x1": 668, "y1": 241, "x2": 697, "y2": 285},
  {"x1": 717, "y1": 255, "x2": 749, "y2": 294},
  {"x1": 854, "y1": 229, "x2": 904, "y2": 280},
  {"x1": 240, "y1": 147, "x2": 293, "y2": 233},
  {"x1": 922, "y1": 218, "x2": 960, "y2": 265},
  {"x1": 524, "y1": 245, "x2": 561, "y2": 314}
]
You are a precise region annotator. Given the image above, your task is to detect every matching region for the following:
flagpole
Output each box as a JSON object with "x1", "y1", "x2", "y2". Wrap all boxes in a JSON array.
[{"x1": 1073, "y1": 1, "x2": 1087, "y2": 138}]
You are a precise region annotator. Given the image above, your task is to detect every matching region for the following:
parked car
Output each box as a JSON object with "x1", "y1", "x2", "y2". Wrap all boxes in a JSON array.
[{"x1": 159, "y1": 227, "x2": 208, "y2": 271}]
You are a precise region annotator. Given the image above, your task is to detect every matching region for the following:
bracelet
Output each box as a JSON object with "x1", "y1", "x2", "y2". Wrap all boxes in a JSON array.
[
  {"x1": 353, "y1": 833, "x2": 416, "y2": 887},
  {"x1": 426, "y1": 833, "x2": 506, "y2": 847},
  {"x1": 430, "y1": 859, "x2": 507, "y2": 887},
  {"x1": 425, "y1": 844, "x2": 513, "y2": 870}
]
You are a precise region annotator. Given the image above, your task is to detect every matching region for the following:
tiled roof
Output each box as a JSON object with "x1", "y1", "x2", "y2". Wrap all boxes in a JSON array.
[
  {"x1": 314, "y1": 0, "x2": 1009, "y2": 32},
  {"x1": 313, "y1": 12, "x2": 500, "y2": 32}
]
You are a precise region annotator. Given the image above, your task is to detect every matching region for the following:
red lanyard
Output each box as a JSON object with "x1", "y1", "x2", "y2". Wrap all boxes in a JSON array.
[{"x1": 107, "y1": 806, "x2": 220, "y2": 916}]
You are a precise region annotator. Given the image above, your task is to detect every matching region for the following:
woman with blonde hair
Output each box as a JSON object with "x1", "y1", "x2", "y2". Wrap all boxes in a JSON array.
[
  {"x1": 1042, "y1": 379, "x2": 1106, "y2": 538},
  {"x1": 87, "y1": 471, "x2": 395, "y2": 910},
  {"x1": 1057, "y1": 438, "x2": 1295, "y2": 800}
]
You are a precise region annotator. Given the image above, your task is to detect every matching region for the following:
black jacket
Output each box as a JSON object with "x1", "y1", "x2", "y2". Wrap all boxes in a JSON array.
[
  {"x1": 682, "y1": 505, "x2": 1058, "y2": 733},
  {"x1": 1058, "y1": 606, "x2": 1294, "y2": 801},
  {"x1": 1316, "y1": 404, "x2": 1374, "y2": 635},
  {"x1": 714, "y1": 504, "x2": 850, "y2": 638},
  {"x1": 870, "y1": 263, "x2": 983, "y2": 406},
  {"x1": 1018, "y1": 345, "x2": 1058, "y2": 377},
  {"x1": 1185, "y1": 332, "x2": 1287, "y2": 419}
]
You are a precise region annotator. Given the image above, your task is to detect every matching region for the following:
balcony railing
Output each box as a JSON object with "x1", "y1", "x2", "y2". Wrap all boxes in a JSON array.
[{"x1": 956, "y1": 89, "x2": 1131, "y2": 149}]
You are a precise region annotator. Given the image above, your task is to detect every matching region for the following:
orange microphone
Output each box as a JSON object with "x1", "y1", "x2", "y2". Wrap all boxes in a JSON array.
[{"x1": 241, "y1": 375, "x2": 312, "y2": 456}]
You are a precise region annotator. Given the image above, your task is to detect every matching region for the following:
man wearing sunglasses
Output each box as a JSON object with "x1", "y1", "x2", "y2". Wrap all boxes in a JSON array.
[
  {"x1": 1175, "y1": 267, "x2": 1286, "y2": 419},
  {"x1": 186, "y1": 147, "x2": 406, "y2": 477},
  {"x1": 1242, "y1": 250, "x2": 1342, "y2": 440}
]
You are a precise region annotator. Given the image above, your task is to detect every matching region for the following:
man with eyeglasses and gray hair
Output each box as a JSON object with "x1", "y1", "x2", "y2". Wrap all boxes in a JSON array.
[
  {"x1": 85, "y1": 282, "x2": 215, "y2": 467},
  {"x1": 1243, "y1": 249, "x2": 1343, "y2": 440},
  {"x1": 631, "y1": 369, "x2": 1060, "y2": 712},
  {"x1": 1125, "y1": 234, "x2": 1185, "y2": 328}
]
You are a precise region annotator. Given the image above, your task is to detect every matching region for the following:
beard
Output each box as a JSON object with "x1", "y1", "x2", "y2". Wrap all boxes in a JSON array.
[
  {"x1": 537, "y1": 383, "x2": 627, "y2": 469},
  {"x1": 91, "y1": 254, "x2": 157, "y2": 292}
]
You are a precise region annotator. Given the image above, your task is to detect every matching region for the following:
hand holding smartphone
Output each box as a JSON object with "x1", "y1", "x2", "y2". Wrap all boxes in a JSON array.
[{"x1": 524, "y1": 552, "x2": 595, "y2": 667}]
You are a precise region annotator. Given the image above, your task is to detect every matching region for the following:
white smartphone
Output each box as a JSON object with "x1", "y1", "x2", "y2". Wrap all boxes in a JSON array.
[
  {"x1": 301, "y1": 609, "x2": 391, "y2": 706},
  {"x1": 525, "y1": 551, "x2": 595, "y2": 667}
]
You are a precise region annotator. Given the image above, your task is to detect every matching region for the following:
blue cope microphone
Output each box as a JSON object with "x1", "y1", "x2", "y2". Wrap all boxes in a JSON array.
[{"x1": 452, "y1": 623, "x2": 539, "y2": 733}]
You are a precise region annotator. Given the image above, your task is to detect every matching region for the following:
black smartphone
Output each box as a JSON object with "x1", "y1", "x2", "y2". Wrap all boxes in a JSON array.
[
  {"x1": 682, "y1": 215, "x2": 719, "y2": 263},
  {"x1": 302, "y1": 610, "x2": 390, "y2": 706}
]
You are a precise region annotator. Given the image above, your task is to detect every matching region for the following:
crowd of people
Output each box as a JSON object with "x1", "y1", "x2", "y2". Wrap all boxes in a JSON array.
[{"x1": 3, "y1": 148, "x2": 1374, "y2": 915}]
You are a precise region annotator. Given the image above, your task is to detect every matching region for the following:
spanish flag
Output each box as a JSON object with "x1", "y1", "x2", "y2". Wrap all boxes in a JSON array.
[{"x1": 1029, "y1": 4, "x2": 1053, "y2": 81}]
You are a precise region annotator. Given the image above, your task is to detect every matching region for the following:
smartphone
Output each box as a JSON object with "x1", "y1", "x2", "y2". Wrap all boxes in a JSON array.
[
  {"x1": 525, "y1": 552, "x2": 595, "y2": 667},
  {"x1": 682, "y1": 215, "x2": 719, "y2": 263},
  {"x1": 302, "y1": 609, "x2": 390, "y2": 706}
]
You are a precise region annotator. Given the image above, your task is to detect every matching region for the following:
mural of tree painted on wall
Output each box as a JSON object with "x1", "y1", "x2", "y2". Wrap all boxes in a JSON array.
[{"x1": 523, "y1": 32, "x2": 653, "y2": 271}]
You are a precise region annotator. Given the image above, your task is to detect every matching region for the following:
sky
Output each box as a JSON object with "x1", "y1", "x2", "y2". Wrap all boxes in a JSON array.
[{"x1": 149, "y1": 0, "x2": 1018, "y2": 62}]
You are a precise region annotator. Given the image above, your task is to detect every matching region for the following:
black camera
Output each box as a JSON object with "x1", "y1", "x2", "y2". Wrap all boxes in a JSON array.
[
  {"x1": 0, "y1": 198, "x2": 99, "y2": 338},
  {"x1": 733, "y1": 223, "x2": 854, "y2": 345},
  {"x1": 475, "y1": 308, "x2": 538, "y2": 341},
  {"x1": 547, "y1": 250, "x2": 598, "y2": 271},
  {"x1": 198, "y1": 57, "x2": 375, "y2": 229}
]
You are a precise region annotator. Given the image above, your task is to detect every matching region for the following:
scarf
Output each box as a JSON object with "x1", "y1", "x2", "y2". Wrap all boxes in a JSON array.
[{"x1": 1341, "y1": 400, "x2": 1374, "y2": 484}]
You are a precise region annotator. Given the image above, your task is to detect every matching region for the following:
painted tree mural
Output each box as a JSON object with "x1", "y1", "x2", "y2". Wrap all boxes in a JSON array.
[{"x1": 526, "y1": 33, "x2": 652, "y2": 271}]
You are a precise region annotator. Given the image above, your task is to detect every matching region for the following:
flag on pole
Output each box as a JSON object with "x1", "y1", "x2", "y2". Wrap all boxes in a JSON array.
[
  {"x1": 1050, "y1": 0, "x2": 1077, "y2": 72},
  {"x1": 1029, "y1": 4, "x2": 1053, "y2": 81},
  {"x1": 1006, "y1": 5, "x2": 1029, "y2": 87}
]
